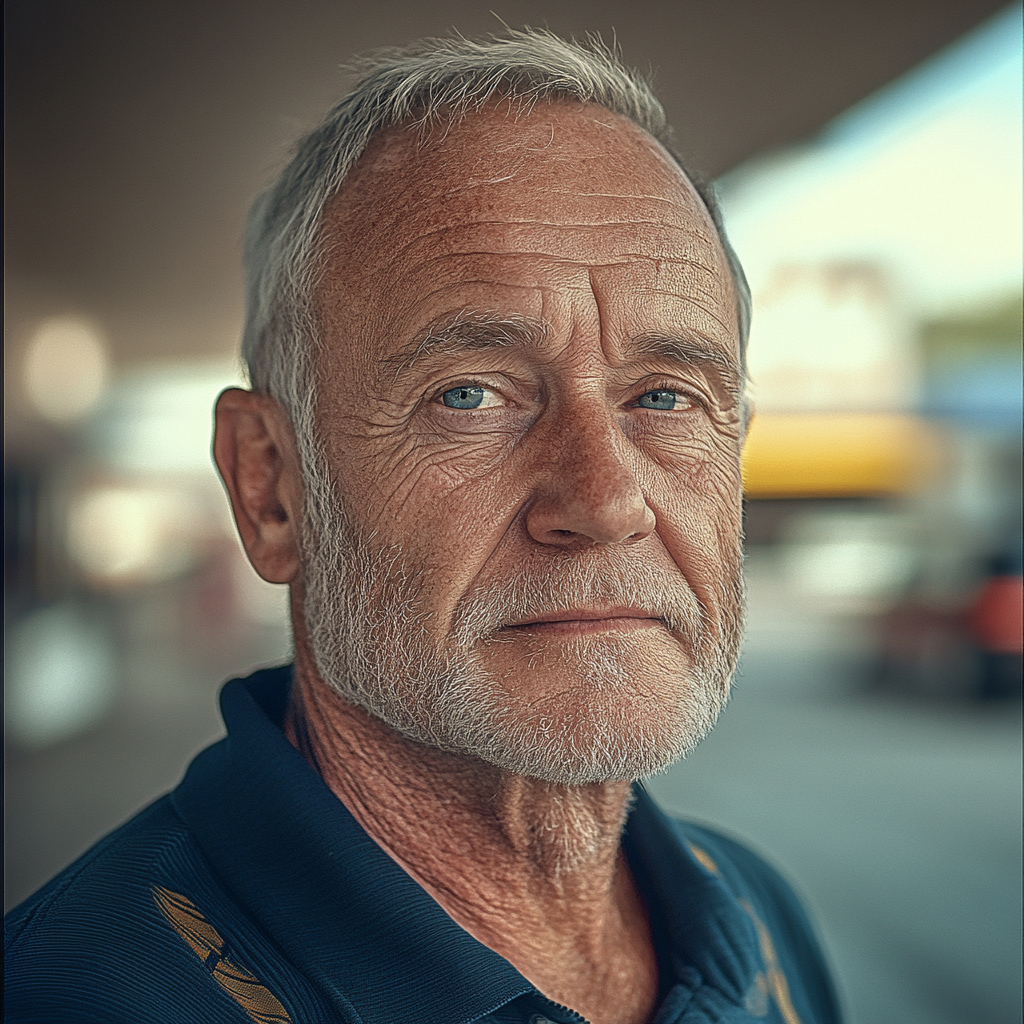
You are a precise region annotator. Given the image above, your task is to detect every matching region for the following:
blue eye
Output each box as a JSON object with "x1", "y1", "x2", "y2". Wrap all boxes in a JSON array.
[
  {"x1": 441, "y1": 385, "x2": 485, "y2": 409},
  {"x1": 637, "y1": 390, "x2": 678, "y2": 410}
]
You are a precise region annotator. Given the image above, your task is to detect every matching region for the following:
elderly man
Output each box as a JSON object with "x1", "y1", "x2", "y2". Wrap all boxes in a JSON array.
[{"x1": 5, "y1": 31, "x2": 840, "y2": 1024}]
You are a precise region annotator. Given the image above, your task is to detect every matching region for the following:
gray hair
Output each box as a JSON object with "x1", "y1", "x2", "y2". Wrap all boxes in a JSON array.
[{"x1": 240, "y1": 28, "x2": 750, "y2": 457}]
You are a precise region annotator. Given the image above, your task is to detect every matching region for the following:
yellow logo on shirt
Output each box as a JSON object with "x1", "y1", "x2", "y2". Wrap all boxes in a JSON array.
[{"x1": 151, "y1": 885, "x2": 291, "y2": 1024}]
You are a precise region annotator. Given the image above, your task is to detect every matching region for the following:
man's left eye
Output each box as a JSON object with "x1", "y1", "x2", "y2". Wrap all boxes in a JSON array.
[{"x1": 637, "y1": 390, "x2": 683, "y2": 410}]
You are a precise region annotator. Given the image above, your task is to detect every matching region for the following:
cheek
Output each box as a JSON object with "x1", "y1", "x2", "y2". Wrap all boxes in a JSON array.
[
  {"x1": 644, "y1": 433, "x2": 744, "y2": 600},
  {"x1": 336, "y1": 427, "x2": 527, "y2": 579},
  {"x1": 644, "y1": 419, "x2": 744, "y2": 513},
  {"x1": 394, "y1": 434, "x2": 521, "y2": 516},
  {"x1": 328, "y1": 403, "x2": 516, "y2": 514}
]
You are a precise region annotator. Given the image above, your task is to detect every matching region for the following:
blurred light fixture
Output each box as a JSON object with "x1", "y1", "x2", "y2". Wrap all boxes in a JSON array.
[
  {"x1": 67, "y1": 485, "x2": 204, "y2": 586},
  {"x1": 784, "y1": 539, "x2": 918, "y2": 600},
  {"x1": 88, "y1": 361, "x2": 241, "y2": 476},
  {"x1": 23, "y1": 315, "x2": 109, "y2": 423},
  {"x1": 4, "y1": 604, "x2": 116, "y2": 748},
  {"x1": 780, "y1": 508, "x2": 919, "y2": 601}
]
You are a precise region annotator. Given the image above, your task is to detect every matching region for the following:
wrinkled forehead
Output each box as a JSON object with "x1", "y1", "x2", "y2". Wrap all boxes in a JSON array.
[
  {"x1": 319, "y1": 100, "x2": 721, "y2": 272},
  {"x1": 310, "y1": 101, "x2": 739, "y2": 378}
]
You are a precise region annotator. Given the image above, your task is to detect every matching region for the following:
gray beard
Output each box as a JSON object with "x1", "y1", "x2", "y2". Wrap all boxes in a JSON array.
[{"x1": 299, "y1": 447, "x2": 744, "y2": 786}]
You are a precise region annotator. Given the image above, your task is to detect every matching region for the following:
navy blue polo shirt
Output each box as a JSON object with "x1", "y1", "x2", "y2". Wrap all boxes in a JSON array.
[{"x1": 5, "y1": 665, "x2": 841, "y2": 1023}]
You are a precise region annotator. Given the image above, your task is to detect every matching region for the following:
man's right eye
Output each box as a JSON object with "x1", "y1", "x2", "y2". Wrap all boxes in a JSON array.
[{"x1": 441, "y1": 386, "x2": 485, "y2": 409}]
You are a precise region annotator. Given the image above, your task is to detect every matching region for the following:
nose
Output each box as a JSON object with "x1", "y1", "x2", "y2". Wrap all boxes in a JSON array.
[{"x1": 525, "y1": 407, "x2": 656, "y2": 548}]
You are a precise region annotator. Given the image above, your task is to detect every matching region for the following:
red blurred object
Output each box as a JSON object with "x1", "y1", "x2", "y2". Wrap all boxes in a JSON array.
[{"x1": 968, "y1": 574, "x2": 1024, "y2": 654}]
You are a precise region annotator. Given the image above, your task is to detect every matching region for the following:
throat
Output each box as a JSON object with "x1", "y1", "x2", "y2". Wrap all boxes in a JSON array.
[{"x1": 493, "y1": 777, "x2": 637, "y2": 880}]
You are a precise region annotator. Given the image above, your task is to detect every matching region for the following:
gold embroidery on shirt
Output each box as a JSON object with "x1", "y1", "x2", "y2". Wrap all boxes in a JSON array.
[
  {"x1": 739, "y1": 898, "x2": 804, "y2": 1024},
  {"x1": 687, "y1": 842, "x2": 720, "y2": 874},
  {"x1": 744, "y1": 970, "x2": 770, "y2": 1016},
  {"x1": 152, "y1": 885, "x2": 291, "y2": 1024}
]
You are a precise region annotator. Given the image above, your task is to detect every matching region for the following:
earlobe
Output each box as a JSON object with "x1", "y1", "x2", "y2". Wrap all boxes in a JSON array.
[{"x1": 213, "y1": 388, "x2": 303, "y2": 584}]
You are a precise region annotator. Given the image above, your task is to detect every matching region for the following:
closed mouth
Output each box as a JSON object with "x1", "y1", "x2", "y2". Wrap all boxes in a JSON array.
[{"x1": 502, "y1": 608, "x2": 664, "y2": 634}]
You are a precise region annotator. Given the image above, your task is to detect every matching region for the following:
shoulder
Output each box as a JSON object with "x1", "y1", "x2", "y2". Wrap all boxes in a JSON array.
[
  {"x1": 674, "y1": 818, "x2": 810, "y2": 917},
  {"x1": 667, "y1": 816, "x2": 843, "y2": 1024},
  {"x1": 5, "y1": 796, "x2": 184, "y2": 953},
  {"x1": 5, "y1": 798, "x2": 228, "y2": 1022},
  {"x1": 3, "y1": 797, "x2": 315, "y2": 1024}
]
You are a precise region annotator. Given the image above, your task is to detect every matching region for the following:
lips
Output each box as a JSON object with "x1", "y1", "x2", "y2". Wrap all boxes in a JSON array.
[{"x1": 502, "y1": 607, "x2": 664, "y2": 632}]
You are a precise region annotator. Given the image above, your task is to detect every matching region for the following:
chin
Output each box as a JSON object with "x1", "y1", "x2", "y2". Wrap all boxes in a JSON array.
[
  {"x1": 420, "y1": 637, "x2": 732, "y2": 786},
  {"x1": 480, "y1": 682, "x2": 727, "y2": 785},
  {"x1": 306, "y1": 555, "x2": 738, "y2": 785}
]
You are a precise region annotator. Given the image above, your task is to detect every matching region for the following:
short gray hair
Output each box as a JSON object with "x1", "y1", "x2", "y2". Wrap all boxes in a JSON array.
[{"x1": 241, "y1": 28, "x2": 750, "y2": 453}]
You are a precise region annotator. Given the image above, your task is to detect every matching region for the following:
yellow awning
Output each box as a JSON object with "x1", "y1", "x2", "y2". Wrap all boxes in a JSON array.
[{"x1": 742, "y1": 412, "x2": 944, "y2": 498}]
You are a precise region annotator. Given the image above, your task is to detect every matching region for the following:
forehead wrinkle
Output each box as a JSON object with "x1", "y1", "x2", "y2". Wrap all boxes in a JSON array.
[
  {"x1": 687, "y1": 304, "x2": 737, "y2": 342},
  {"x1": 396, "y1": 252, "x2": 718, "y2": 272},
  {"x1": 370, "y1": 211, "x2": 712, "y2": 256},
  {"x1": 376, "y1": 221, "x2": 701, "y2": 269},
  {"x1": 642, "y1": 287, "x2": 727, "y2": 301},
  {"x1": 437, "y1": 219, "x2": 708, "y2": 237},
  {"x1": 573, "y1": 191, "x2": 691, "y2": 207},
  {"x1": 579, "y1": 258, "x2": 723, "y2": 272}
]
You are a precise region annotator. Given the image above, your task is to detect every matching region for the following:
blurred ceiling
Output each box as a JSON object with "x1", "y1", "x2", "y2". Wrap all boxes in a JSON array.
[{"x1": 4, "y1": 0, "x2": 1012, "y2": 371}]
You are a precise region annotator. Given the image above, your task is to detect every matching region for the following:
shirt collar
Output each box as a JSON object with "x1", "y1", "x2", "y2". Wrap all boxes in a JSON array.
[
  {"x1": 172, "y1": 665, "x2": 762, "y2": 1022},
  {"x1": 624, "y1": 788, "x2": 762, "y2": 1007},
  {"x1": 172, "y1": 665, "x2": 532, "y2": 1023}
]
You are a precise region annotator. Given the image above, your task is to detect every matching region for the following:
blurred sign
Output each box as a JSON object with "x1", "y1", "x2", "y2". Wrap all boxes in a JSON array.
[{"x1": 747, "y1": 262, "x2": 917, "y2": 413}]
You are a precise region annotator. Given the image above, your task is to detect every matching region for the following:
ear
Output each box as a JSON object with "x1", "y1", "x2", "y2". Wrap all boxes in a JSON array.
[{"x1": 213, "y1": 388, "x2": 304, "y2": 584}]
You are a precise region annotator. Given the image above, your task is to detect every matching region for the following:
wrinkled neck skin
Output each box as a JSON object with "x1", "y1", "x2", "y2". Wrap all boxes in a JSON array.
[{"x1": 285, "y1": 630, "x2": 660, "y2": 1024}]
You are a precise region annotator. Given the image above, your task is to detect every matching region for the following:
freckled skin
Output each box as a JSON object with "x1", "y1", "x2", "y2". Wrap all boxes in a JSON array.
[{"x1": 215, "y1": 101, "x2": 744, "y2": 1024}]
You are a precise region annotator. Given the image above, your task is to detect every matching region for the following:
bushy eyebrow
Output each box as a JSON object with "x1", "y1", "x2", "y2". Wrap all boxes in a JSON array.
[
  {"x1": 386, "y1": 312, "x2": 550, "y2": 373},
  {"x1": 629, "y1": 332, "x2": 744, "y2": 395}
]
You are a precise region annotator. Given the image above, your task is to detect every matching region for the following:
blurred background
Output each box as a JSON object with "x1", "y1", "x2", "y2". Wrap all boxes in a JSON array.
[{"x1": 5, "y1": 2, "x2": 1021, "y2": 1021}]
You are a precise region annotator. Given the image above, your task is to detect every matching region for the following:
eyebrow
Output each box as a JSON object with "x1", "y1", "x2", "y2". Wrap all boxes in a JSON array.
[
  {"x1": 629, "y1": 332, "x2": 744, "y2": 393},
  {"x1": 386, "y1": 312, "x2": 550, "y2": 374}
]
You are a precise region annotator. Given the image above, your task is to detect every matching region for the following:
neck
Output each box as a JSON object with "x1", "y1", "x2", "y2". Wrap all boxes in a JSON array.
[{"x1": 286, "y1": 652, "x2": 659, "y2": 1024}]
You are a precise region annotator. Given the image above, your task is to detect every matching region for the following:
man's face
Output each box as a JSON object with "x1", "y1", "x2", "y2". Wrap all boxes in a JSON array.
[{"x1": 301, "y1": 102, "x2": 745, "y2": 783}]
